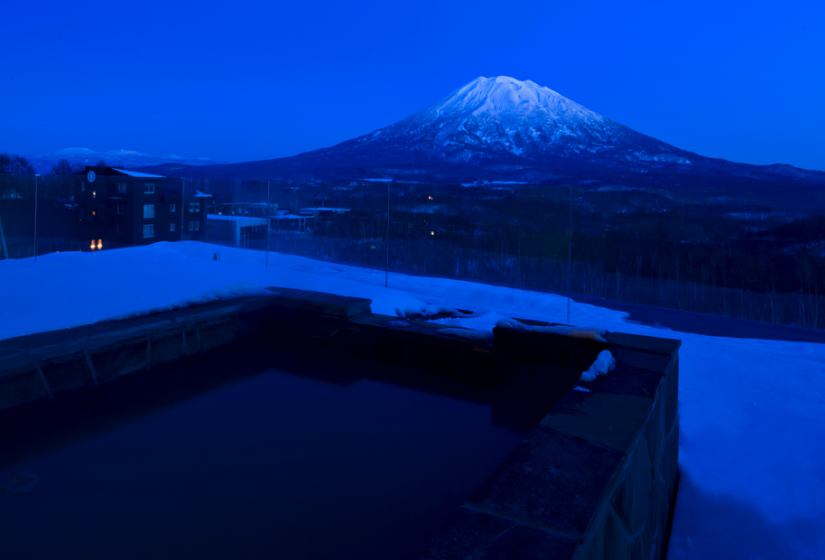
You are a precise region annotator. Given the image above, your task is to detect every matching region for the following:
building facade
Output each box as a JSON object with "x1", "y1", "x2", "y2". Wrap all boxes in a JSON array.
[{"x1": 72, "y1": 166, "x2": 210, "y2": 251}]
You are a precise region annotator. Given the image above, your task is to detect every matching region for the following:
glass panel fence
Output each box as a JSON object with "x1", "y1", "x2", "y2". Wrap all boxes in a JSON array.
[
  {"x1": 191, "y1": 177, "x2": 389, "y2": 272},
  {"x1": 571, "y1": 184, "x2": 825, "y2": 329},
  {"x1": 0, "y1": 173, "x2": 37, "y2": 260},
  {"x1": 14, "y1": 166, "x2": 825, "y2": 332},
  {"x1": 387, "y1": 182, "x2": 573, "y2": 296}
]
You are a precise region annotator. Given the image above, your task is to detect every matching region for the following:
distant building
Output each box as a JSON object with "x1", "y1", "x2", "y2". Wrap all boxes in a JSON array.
[
  {"x1": 206, "y1": 215, "x2": 268, "y2": 248},
  {"x1": 72, "y1": 166, "x2": 210, "y2": 251},
  {"x1": 209, "y1": 202, "x2": 278, "y2": 218},
  {"x1": 298, "y1": 207, "x2": 350, "y2": 221},
  {"x1": 270, "y1": 210, "x2": 313, "y2": 233}
]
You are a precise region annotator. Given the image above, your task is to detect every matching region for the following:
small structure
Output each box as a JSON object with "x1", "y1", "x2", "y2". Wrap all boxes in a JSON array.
[
  {"x1": 269, "y1": 210, "x2": 313, "y2": 233},
  {"x1": 206, "y1": 215, "x2": 267, "y2": 248}
]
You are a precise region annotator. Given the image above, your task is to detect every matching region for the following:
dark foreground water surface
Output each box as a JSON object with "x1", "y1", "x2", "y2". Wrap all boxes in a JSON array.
[{"x1": 0, "y1": 342, "x2": 527, "y2": 560}]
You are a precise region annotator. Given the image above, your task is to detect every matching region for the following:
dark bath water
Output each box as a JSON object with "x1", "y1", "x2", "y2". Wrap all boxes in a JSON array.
[{"x1": 0, "y1": 342, "x2": 529, "y2": 560}]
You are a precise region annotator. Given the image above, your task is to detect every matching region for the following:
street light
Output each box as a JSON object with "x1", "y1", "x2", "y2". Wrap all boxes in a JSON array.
[{"x1": 33, "y1": 174, "x2": 40, "y2": 262}]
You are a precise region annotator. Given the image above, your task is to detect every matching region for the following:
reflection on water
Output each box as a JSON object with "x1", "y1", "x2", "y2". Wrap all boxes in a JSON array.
[{"x1": 0, "y1": 340, "x2": 569, "y2": 560}]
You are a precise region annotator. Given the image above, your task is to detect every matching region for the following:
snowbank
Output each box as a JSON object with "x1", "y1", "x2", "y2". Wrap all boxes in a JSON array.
[{"x1": 107, "y1": 282, "x2": 274, "y2": 321}]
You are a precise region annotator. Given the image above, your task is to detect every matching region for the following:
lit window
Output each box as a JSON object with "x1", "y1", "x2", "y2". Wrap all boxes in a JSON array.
[
  {"x1": 195, "y1": 202, "x2": 200, "y2": 212},
  {"x1": 431, "y1": 231, "x2": 434, "y2": 235},
  {"x1": 118, "y1": 183, "x2": 127, "y2": 193},
  {"x1": 189, "y1": 221, "x2": 194, "y2": 231},
  {"x1": 170, "y1": 203, "x2": 176, "y2": 212},
  {"x1": 92, "y1": 211, "x2": 96, "y2": 216},
  {"x1": 90, "y1": 239, "x2": 95, "y2": 250},
  {"x1": 143, "y1": 204, "x2": 155, "y2": 219},
  {"x1": 143, "y1": 224, "x2": 154, "y2": 238},
  {"x1": 189, "y1": 203, "x2": 194, "y2": 212},
  {"x1": 194, "y1": 221, "x2": 199, "y2": 231},
  {"x1": 92, "y1": 191, "x2": 96, "y2": 199},
  {"x1": 170, "y1": 223, "x2": 175, "y2": 232},
  {"x1": 97, "y1": 239, "x2": 102, "y2": 250},
  {"x1": 144, "y1": 184, "x2": 154, "y2": 194},
  {"x1": 117, "y1": 204, "x2": 125, "y2": 215}
]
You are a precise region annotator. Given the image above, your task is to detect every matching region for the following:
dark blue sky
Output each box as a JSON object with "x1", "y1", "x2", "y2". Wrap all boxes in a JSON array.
[{"x1": 2, "y1": 0, "x2": 823, "y2": 170}]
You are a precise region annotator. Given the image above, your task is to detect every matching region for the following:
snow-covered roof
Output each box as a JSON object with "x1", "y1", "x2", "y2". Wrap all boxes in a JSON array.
[
  {"x1": 270, "y1": 214, "x2": 305, "y2": 219},
  {"x1": 194, "y1": 190, "x2": 213, "y2": 198},
  {"x1": 113, "y1": 169, "x2": 165, "y2": 178},
  {"x1": 207, "y1": 215, "x2": 267, "y2": 223}
]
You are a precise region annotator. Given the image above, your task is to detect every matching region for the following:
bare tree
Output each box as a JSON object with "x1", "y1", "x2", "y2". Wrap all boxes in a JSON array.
[
  {"x1": 0, "y1": 153, "x2": 35, "y2": 174},
  {"x1": 51, "y1": 158, "x2": 73, "y2": 175}
]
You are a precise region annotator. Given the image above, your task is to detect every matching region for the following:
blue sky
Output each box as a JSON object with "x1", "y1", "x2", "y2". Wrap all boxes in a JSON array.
[{"x1": 2, "y1": 0, "x2": 823, "y2": 170}]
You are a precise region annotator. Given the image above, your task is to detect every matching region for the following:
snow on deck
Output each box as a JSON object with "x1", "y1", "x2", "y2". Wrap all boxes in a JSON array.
[{"x1": 1, "y1": 242, "x2": 823, "y2": 559}]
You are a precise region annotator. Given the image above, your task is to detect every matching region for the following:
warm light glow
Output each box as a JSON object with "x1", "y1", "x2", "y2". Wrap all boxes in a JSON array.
[
  {"x1": 428, "y1": 196, "x2": 433, "y2": 200},
  {"x1": 92, "y1": 211, "x2": 96, "y2": 216},
  {"x1": 97, "y1": 239, "x2": 102, "y2": 250},
  {"x1": 92, "y1": 191, "x2": 96, "y2": 198},
  {"x1": 90, "y1": 240, "x2": 95, "y2": 250},
  {"x1": 431, "y1": 231, "x2": 434, "y2": 235}
]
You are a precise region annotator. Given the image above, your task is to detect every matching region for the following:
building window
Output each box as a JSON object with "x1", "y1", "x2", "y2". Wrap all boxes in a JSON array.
[
  {"x1": 170, "y1": 223, "x2": 175, "y2": 232},
  {"x1": 81, "y1": 182, "x2": 85, "y2": 192},
  {"x1": 143, "y1": 204, "x2": 155, "y2": 219},
  {"x1": 118, "y1": 204, "x2": 125, "y2": 215},
  {"x1": 143, "y1": 224, "x2": 154, "y2": 238},
  {"x1": 189, "y1": 221, "x2": 194, "y2": 231},
  {"x1": 117, "y1": 224, "x2": 124, "y2": 235},
  {"x1": 170, "y1": 203, "x2": 176, "y2": 212},
  {"x1": 144, "y1": 183, "x2": 155, "y2": 194},
  {"x1": 195, "y1": 202, "x2": 200, "y2": 212},
  {"x1": 189, "y1": 203, "x2": 194, "y2": 212},
  {"x1": 194, "y1": 221, "x2": 199, "y2": 231},
  {"x1": 118, "y1": 183, "x2": 127, "y2": 193}
]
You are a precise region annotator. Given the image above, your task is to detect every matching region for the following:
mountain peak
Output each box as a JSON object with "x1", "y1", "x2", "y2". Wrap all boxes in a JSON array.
[
  {"x1": 428, "y1": 76, "x2": 603, "y2": 126},
  {"x1": 335, "y1": 76, "x2": 691, "y2": 166}
]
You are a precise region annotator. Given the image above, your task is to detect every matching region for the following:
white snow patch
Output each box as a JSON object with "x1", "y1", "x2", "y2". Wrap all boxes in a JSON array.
[
  {"x1": 108, "y1": 282, "x2": 273, "y2": 321},
  {"x1": 428, "y1": 309, "x2": 511, "y2": 332},
  {"x1": 394, "y1": 302, "x2": 462, "y2": 318},
  {"x1": 113, "y1": 169, "x2": 165, "y2": 178},
  {"x1": 580, "y1": 350, "x2": 616, "y2": 382}
]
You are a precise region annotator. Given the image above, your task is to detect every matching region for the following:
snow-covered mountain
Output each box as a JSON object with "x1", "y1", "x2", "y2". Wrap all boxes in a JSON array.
[
  {"x1": 27, "y1": 147, "x2": 223, "y2": 175},
  {"x1": 133, "y1": 76, "x2": 825, "y2": 186},
  {"x1": 333, "y1": 76, "x2": 692, "y2": 167}
]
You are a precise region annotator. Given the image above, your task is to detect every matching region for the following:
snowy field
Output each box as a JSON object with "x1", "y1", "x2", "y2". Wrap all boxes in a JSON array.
[{"x1": 1, "y1": 242, "x2": 823, "y2": 559}]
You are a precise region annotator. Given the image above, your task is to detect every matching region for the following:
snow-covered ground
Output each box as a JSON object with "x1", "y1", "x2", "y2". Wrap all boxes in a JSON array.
[{"x1": 1, "y1": 242, "x2": 823, "y2": 559}]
